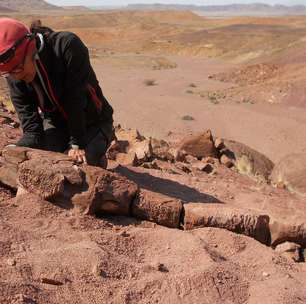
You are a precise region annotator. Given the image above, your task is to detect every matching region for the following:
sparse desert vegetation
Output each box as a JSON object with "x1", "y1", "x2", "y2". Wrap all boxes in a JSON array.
[{"x1": 143, "y1": 79, "x2": 157, "y2": 86}]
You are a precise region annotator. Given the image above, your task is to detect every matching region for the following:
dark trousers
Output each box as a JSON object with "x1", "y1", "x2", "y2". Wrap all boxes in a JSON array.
[{"x1": 42, "y1": 118, "x2": 114, "y2": 167}]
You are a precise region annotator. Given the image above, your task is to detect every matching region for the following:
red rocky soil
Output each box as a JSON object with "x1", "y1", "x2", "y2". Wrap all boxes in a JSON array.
[{"x1": 0, "y1": 104, "x2": 306, "y2": 303}]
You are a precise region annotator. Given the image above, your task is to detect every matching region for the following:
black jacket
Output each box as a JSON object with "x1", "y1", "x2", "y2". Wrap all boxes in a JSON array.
[{"x1": 7, "y1": 30, "x2": 113, "y2": 149}]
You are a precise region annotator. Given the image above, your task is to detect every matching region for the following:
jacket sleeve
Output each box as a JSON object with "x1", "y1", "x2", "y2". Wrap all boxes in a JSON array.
[
  {"x1": 61, "y1": 33, "x2": 91, "y2": 149},
  {"x1": 6, "y1": 78, "x2": 43, "y2": 148}
]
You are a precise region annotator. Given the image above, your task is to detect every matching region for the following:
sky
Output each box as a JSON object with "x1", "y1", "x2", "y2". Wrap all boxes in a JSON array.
[{"x1": 46, "y1": 0, "x2": 306, "y2": 7}]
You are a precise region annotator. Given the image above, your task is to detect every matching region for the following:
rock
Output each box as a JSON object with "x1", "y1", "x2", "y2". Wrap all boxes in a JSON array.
[
  {"x1": 185, "y1": 154, "x2": 198, "y2": 164},
  {"x1": 183, "y1": 204, "x2": 270, "y2": 245},
  {"x1": 220, "y1": 139, "x2": 274, "y2": 182},
  {"x1": 3, "y1": 147, "x2": 139, "y2": 216},
  {"x1": 130, "y1": 139, "x2": 153, "y2": 163},
  {"x1": 157, "y1": 263, "x2": 169, "y2": 273},
  {"x1": 18, "y1": 156, "x2": 83, "y2": 200},
  {"x1": 191, "y1": 162, "x2": 214, "y2": 174},
  {"x1": 275, "y1": 242, "x2": 301, "y2": 253},
  {"x1": 146, "y1": 159, "x2": 188, "y2": 175},
  {"x1": 269, "y1": 220, "x2": 306, "y2": 247},
  {"x1": 115, "y1": 127, "x2": 144, "y2": 142},
  {"x1": 178, "y1": 130, "x2": 217, "y2": 159},
  {"x1": 202, "y1": 156, "x2": 217, "y2": 164},
  {"x1": 262, "y1": 272, "x2": 270, "y2": 278},
  {"x1": 214, "y1": 137, "x2": 225, "y2": 150},
  {"x1": 220, "y1": 154, "x2": 234, "y2": 168},
  {"x1": 174, "y1": 162, "x2": 192, "y2": 174},
  {"x1": 141, "y1": 161, "x2": 160, "y2": 170},
  {"x1": 275, "y1": 242, "x2": 301, "y2": 262},
  {"x1": 16, "y1": 186, "x2": 29, "y2": 196},
  {"x1": 115, "y1": 152, "x2": 138, "y2": 166},
  {"x1": 40, "y1": 278, "x2": 63, "y2": 286},
  {"x1": 270, "y1": 153, "x2": 306, "y2": 197},
  {"x1": 151, "y1": 138, "x2": 174, "y2": 161},
  {"x1": 2, "y1": 146, "x2": 28, "y2": 165},
  {"x1": 149, "y1": 262, "x2": 169, "y2": 273},
  {"x1": 12, "y1": 294, "x2": 33, "y2": 304},
  {"x1": 92, "y1": 263, "x2": 103, "y2": 277},
  {"x1": 70, "y1": 165, "x2": 139, "y2": 215},
  {"x1": 168, "y1": 148, "x2": 187, "y2": 162},
  {"x1": 7, "y1": 258, "x2": 16, "y2": 266},
  {"x1": 0, "y1": 163, "x2": 18, "y2": 189},
  {"x1": 132, "y1": 189, "x2": 183, "y2": 228}
]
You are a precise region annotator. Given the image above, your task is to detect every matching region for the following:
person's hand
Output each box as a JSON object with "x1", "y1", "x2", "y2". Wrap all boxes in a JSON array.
[{"x1": 68, "y1": 148, "x2": 87, "y2": 164}]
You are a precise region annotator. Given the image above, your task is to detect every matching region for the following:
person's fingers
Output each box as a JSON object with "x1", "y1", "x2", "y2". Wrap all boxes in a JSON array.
[{"x1": 82, "y1": 155, "x2": 87, "y2": 165}]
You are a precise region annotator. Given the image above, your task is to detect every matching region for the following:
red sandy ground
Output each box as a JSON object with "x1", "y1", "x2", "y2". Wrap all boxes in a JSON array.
[{"x1": 1, "y1": 11, "x2": 306, "y2": 303}]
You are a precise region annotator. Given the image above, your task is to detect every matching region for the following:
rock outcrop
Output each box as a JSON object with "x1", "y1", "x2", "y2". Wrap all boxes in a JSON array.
[
  {"x1": 1, "y1": 144, "x2": 306, "y2": 248},
  {"x1": 270, "y1": 153, "x2": 306, "y2": 197},
  {"x1": 215, "y1": 138, "x2": 274, "y2": 183}
]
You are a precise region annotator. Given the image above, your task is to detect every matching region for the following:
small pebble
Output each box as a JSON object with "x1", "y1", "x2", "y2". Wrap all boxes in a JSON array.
[
  {"x1": 262, "y1": 272, "x2": 270, "y2": 278},
  {"x1": 157, "y1": 263, "x2": 169, "y2": 273},
  {"x1": 119, "y1": 230, "x2": 130, "y2": 237},
  {"x1": 7, "y1": 258, "x2": 16, "y2": 266}
]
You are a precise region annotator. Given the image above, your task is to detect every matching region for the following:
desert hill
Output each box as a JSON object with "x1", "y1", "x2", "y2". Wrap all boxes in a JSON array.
[
  {"x1": 0, "y1": 5, "x2": 15, "y2": 12},
  {"x1": 127, "y1": 3, "x2": 306, "y2": 16},
  {"x1": 0, "y1": 0, "x2": 60, "y2": 11},
  {"x1": 3, "y1": 10, "x2": 306, "y2": 107}
]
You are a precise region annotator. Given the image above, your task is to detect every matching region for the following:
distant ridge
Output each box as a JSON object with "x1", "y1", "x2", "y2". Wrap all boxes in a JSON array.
[
  {"x1": 62, "y1": 6, "x2": 90, "y2": 11},
  {"x1": 0, "y1": 5, "x2": 16, "y2": 12},
  {"x1": 125, "y1": 3, "x2": 306, "y2": 16},
  {"x1": 0, "y1": 0, "x2": 61, "y2": 12}
]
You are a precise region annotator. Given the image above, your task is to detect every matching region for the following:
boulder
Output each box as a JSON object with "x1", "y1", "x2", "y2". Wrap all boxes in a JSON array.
[
  {"x1": 269, "y1": 220, "x2": 306, "y2": 247},
  {"x1": 220, "y1": 154, "x2": 234, "y2": 168},
  {"x1": 151, "y1": 138, "x2": 174, "y2": 161},
  {"x1": 168, "y1": 148, "x2": 187, "y2": 162},
  {"x1": 1, "y1": 146, "x2": 139, "y2": 216},
  {"x1": 0, "y1": 163, "x2": 18, "y2": 189},
  {"x1": 191, "y1": 162, "x2": 214, "y2": 174},
  {"x1": 2, "y1": 146, "x2": 28, "y2": 165},
  {"x1": 18, "y1": 158, "x2": 139, "y2": 215},
  {"x1": 183, "y1": 203, "x2": 270, "y2": 245},
  {"x1": 220, "y1": 139, "x2": 274, "y2": 182},
  {"x1": 270, "y1": 153, "x2": 306, "y2": 197},
  {"x1": 73, "y1": 165, "x2": 139, "y2": 215},
  {"x1": 132, "y1": 189, "x2": 183, "y2": 228},
  {"x1": 275, "y1": 242, "x2": 300, "y2": 256},
  {"x1": 178, "y1": 130, "x2": 217, "y2": 159},
  {"x1": 115, "y1": 152, "x2": 138, "y2": 166},
  {"x1": 214, "y1": 137, "x2": 225, "y2": 150},
  {"x1": 130, "y1": 139, "x2": 153, "y2": 163}
]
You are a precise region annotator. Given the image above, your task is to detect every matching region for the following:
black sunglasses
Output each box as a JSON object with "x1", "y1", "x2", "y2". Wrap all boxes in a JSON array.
[{"x1": 0, "y1": 34, "x2": 32, "y2": 64}]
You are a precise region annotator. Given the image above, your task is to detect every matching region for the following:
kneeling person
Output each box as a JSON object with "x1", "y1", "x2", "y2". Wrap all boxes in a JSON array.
[{"x1": 0, "y1": 18, "x2": 114, "y2": 167}]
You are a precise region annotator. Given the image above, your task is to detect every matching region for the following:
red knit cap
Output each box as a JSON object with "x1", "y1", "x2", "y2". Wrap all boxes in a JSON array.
[{"x1": 0, "y1": 18, "x2": 33, "y2": 74}]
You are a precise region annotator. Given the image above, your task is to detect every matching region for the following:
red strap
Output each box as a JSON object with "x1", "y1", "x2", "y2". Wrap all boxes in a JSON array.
[
  {"x1": 87, "y1": 84, "x2": 103, "y2": 111},
  {"x1": 36, "y1": 59, "x2": 68, "y2": 120}
]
